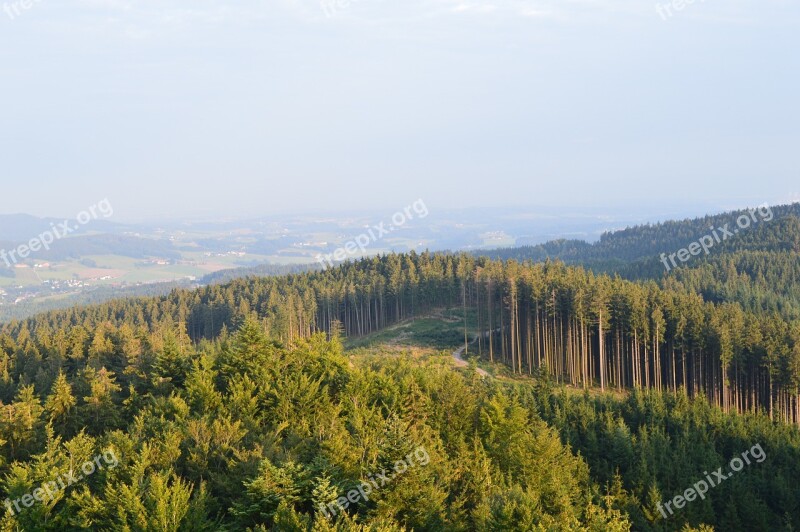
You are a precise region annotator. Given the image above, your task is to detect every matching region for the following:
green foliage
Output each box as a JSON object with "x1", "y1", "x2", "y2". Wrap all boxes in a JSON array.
[
  {"x1": 0, "y1": 321, "x2": 637, "y2": 530},
  {"x1": 1, "y1": 240, "x2": 800, "y2": 529}
]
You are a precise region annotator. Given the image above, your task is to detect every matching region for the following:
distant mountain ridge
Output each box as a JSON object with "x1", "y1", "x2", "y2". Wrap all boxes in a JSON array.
[
  {"x1": 480, "y1": 202, "x2": 800, "y2": 267},
  {"x1": 0, "y1": 213, "x2": 124, "y2": 242}
]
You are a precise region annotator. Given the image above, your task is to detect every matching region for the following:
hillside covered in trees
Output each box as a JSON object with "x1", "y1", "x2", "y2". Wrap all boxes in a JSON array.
[
  {"x1": 486, "y1": 203, "x2": 800, "y2": 320},
  {"x1": 2, "y1": 207, "x2": 800, "y2": 530},
  {"x1": 483, "y1": 203, "x2": 800, "y2": 269}
]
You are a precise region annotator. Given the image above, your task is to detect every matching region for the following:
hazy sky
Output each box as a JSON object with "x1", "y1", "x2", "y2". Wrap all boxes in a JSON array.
[{"x1": 1, "y1": 0, "x2": 798, "y2": 222}]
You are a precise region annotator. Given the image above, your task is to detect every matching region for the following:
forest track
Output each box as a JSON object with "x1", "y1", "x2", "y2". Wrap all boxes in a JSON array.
[{"x1": 452, "y1": 337, "x2": 490, "y2": 377}]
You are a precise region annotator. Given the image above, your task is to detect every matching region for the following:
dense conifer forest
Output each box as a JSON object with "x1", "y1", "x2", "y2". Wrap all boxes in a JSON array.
[
  {"x1": 2, "y1": 205, "x2": 800, "y2": 530},
  {"x1": 484, "y1": 204, "x2": 800, "y2": 268}
]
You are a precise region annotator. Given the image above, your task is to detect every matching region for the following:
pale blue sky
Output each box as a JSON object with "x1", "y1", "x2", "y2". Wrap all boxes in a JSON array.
[{"x1": 1, "y1": 0, "x2": 798, "y2": 221}]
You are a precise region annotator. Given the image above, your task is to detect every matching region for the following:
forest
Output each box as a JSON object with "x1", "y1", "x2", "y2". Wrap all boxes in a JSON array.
[{"x1": 1, "y1": 205, "x2": 800, "y2": 530}]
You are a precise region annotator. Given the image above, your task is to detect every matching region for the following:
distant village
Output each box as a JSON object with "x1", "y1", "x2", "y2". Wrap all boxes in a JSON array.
[
  {"x1": 0, "y1": 258, "x2": 198, "y2": 309},
  {"x1": 0, "y1": 278, "x2": 88, "y2": 306}
]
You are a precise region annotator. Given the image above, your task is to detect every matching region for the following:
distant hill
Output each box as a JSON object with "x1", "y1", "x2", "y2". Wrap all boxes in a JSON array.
[
  {"x1": 480, "y1": 203, "x2": 800, "y2": 271},
  {"x1": 200, "y1": 262, "x2": 319, "y2": 284},
  {"x1": 0, "y1": 234, "x2": 180, "y2": 266},
  {"x1": 0, "y1": 214, "x2": 176, "y2": 265},
  {"x1": 0, "y1": 213, "x2": 123, "y2": 242},
  {"x1": 479, "y1": 202, "x2": 800, "y2": 319},
  {"x1": 35, "y1": 234, "x2": 181, "y2": 261}
]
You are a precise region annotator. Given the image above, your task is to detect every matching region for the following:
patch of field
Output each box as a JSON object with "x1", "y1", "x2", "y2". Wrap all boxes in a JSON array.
[
  {"x1": 75, "y1": 268, "x2": 127, "y2": 280},
  {"x1": 181, "y1": 251, "x2": 308, "y2": 267},
  {"x1": 29, "y1": 291, "x2": 82, "y2": 304},
  {"x1": 5, "y1": 267, "x2": 39, "y2": 285}
]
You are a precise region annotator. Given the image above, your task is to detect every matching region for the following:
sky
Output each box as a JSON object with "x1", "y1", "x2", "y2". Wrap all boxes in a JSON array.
[{"x1": 0, "y1": 0, "x2": 798, "y2": 222}]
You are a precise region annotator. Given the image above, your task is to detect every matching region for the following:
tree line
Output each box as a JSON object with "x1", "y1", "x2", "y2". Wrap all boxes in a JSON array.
[{"x1": 4, "y1": 252, "x2": 800, "y2": 425}]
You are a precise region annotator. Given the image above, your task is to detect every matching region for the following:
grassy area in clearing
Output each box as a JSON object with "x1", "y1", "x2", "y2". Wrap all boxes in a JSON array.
[
  {"x1": 342, "y1": 308, "x2": 480, "y2": 350},
  {"x1": 341, "y1": 308, "x2": 517, "y2": 379},
  {"x1": 342, "y1": 310, "x2": 633, "y2": 398}
]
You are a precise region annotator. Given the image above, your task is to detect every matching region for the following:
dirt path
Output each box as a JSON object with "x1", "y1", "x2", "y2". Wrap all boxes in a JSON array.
[{"x1": 452, "y1": 337, "x2": 490, "y2": 377}]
